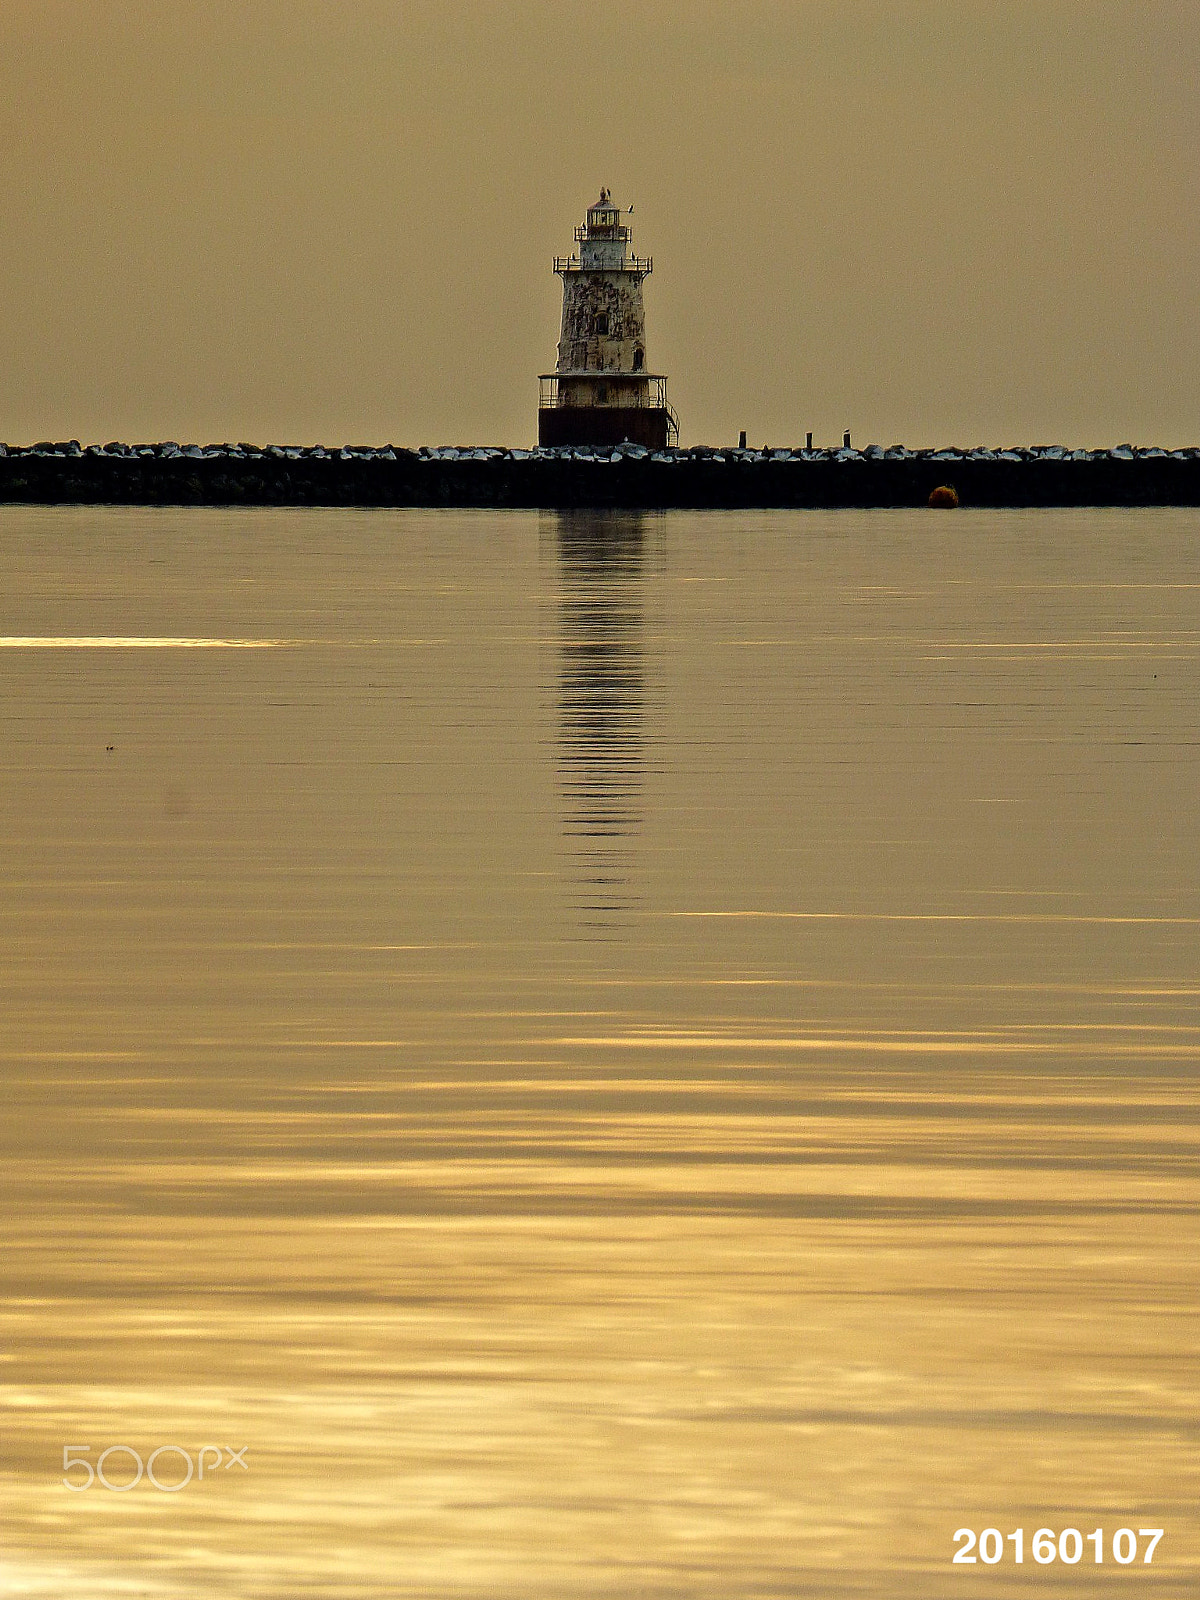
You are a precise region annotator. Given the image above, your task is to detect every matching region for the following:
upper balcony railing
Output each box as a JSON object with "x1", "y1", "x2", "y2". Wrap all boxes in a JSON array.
[
  {"x1": 575, "y1": 223, "x2": 629, "y2": 244},
  {"x1": 554, "y1": 254, "x2": 652, "y2": 275}
]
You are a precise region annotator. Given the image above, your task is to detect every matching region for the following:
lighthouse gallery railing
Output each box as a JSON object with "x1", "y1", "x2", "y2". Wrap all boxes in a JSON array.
[
  {"x1": 553, "y1": 255, "x2": 652, "y2": 275},
  {"x1": 538, "y1": 376, "x2": 671, "y2": 411}
]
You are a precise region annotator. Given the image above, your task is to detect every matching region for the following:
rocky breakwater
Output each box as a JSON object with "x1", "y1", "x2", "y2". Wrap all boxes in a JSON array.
[{"x1": 2, "y1": 440, "x2": 1199, "y2": 508}]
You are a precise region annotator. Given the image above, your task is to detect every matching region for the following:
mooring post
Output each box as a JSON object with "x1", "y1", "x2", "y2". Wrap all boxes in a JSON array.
[
  {"x1": 806, "y1": 432, "x2": 813, "y2": 450},
  {"x1": 738, "y1": 431, "x2": 747, "y2": 450},
  {"x1": 843, "y1": 431, "x2": 851, "y2": 449}
]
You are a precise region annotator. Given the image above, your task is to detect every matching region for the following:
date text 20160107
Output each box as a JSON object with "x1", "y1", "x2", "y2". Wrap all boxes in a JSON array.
[{"x1": 953, "y1": 1527, "x2": 1163, "y2": 1566}]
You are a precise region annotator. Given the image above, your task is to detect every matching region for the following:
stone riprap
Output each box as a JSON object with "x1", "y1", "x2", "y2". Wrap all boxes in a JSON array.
[{"x1": 1, "y1": 441, "x2": 1199, "y2": 507}]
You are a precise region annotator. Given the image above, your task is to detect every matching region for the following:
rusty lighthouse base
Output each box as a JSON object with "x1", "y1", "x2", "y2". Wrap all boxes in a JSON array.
[
  {"x1": 538, "y1": 407, "x2": 673, "y2": 449},
  {"x1": 537, "y1": 376, "x2": 675, "y2": 450}
]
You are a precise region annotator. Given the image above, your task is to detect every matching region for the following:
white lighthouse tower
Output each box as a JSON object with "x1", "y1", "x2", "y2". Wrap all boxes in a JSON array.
[{"x1": 539, "y1": 189, "x2": 677, "y2": 449}]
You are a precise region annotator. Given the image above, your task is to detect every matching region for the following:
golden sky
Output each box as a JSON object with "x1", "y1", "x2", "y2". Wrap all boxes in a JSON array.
[{"x1": 1, "y1": 0, "x2": 1196, "y2": 447}]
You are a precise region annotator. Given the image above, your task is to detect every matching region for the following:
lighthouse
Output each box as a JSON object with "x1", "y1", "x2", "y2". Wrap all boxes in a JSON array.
[{"x1": 538, "y1": 190, "x2": 678, "y2": 449}]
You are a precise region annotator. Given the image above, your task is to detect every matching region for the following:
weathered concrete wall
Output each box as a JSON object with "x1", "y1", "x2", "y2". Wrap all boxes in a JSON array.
[
  {"x1": 556, "y1": 376, "x2": 652, "y2": 408},
  {"x1": 3, "y1": 442, "x2": 1200, "y2": 508},
  {"x1": 557, "y1": 272, "x2": 648, "y2": 375}
]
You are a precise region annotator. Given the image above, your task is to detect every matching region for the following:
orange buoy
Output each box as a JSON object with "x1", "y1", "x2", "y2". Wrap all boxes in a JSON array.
[{"x1": 928, "y1": 484, "x2": 959, "y2": 508}]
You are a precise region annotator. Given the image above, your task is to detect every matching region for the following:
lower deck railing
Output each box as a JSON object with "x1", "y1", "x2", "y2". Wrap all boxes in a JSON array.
[{"x1": 539, "y1": 375, "x2": 671, "y2": 412}]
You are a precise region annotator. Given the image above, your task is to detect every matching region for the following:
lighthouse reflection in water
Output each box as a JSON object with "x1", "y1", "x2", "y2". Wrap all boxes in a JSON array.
[{"x1": 553, "y1": 511, "x2": 654, "y2": 934}]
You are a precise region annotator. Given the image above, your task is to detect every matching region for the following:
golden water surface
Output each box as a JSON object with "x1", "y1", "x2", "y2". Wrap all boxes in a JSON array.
[{"x1": 2, "y1": 506, "x2": 1198, "y2": 1596}]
